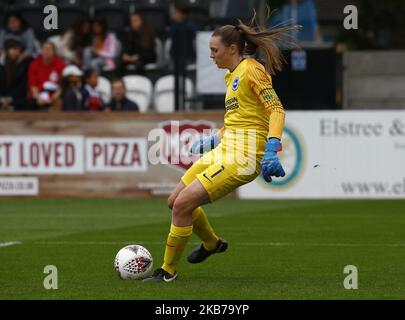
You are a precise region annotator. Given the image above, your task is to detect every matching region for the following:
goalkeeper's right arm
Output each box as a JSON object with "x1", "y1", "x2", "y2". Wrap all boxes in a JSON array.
[{"x1": 189, "y1": 126, "x2": 224, "y2": 155}]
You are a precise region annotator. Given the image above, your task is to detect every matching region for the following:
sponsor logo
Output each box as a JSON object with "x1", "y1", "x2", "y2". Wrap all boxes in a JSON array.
[
  {"x1": 225, "y1": 97, "x2": 239, "y2": 112},
  {"x1": 259, "y1": 126, "x2": 304, "y2": 188},
  {"x1": 157, "y1": 120, "x2": 217, "y2": 171},
  {"x1": 163, "y1": 274, "x2": 177, "y2": 282},
  {"x1": 232, "y1": 77, "x2": 239, "y2": 91}
]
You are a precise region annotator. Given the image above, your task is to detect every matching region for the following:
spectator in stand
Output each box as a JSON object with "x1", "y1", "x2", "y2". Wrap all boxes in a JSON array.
[
  {"x1": 0, "y1": 12, "x2": 39, "y2": 60},
  {"x1": 81, "y1": 69, "x2": 104, "y2": 112},
  {"x1": 61, "y1": 65, "x2": 84, "y2": 111},
  {"x1": 121, "y1": 12, "x2": 157, "y2": 74},
  {"x1": 28, "y1": 42, "x2": 65, "y2": 111},
  {"x1": 106, "y1": 79, "x2": 139, "y2": 112},
  {"x1": 0, "y1": 39, "x2": 31, "y2": 111},
  {"x1": 83, "y1": 16, "x2": 120, "y2": 73},
  {"x1": 269, "y1": 0, "x2": 322, "y2": 43},
  {"x1": 169, "y1": 4, "x2": 196, "y2": 66},
  {"x1": 48, "y1": 17, "x2": 92, "y2": 67}
]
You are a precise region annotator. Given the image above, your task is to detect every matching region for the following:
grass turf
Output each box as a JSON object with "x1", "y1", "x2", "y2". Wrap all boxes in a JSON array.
[{"x1": 1, "y1": 199, "x2": 405, "y2": 299}]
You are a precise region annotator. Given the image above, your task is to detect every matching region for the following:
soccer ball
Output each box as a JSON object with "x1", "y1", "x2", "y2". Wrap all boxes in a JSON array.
[{"x1": 114, "y1": 244, "x2": 153, "y2": 280}]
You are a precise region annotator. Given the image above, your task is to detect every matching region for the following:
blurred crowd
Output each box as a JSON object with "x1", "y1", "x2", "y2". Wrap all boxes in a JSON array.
[
  {"x1": 2, "y1": 0, "x2": 375, "y2": 112},
  {"x1": 0, "y1": 4, "x2": 196, "y2": 112}
]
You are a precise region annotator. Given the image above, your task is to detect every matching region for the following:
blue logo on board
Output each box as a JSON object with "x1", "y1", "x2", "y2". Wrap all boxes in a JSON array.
[{"x1": 259, "y1": 126, "x2": 305, "y2": 188}]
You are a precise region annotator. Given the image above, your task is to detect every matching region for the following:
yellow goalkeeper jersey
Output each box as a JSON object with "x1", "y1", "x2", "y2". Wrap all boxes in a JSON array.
[{"x1": 221, "y1": 58, "x2": 285, "y2": 153}]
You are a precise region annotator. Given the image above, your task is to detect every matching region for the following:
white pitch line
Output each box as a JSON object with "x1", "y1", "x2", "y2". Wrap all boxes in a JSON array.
[
  {"x1": 240, "y1": 242, "x2": 405, "y2": 247},
  {"x1": 32, "y1": 241, "x2": 405, "y2": 247},
  {"x1": 0, "y1": 241, "x2": 21, "y2": 248}
]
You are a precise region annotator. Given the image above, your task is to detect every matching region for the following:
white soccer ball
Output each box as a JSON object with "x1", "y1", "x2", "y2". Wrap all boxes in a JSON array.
[{"x1": 114, "y1": 244, "x2": 153, "y2": 280}]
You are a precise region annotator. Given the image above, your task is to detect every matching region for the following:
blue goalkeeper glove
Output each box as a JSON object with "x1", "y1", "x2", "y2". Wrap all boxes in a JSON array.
[
  {"x1": 261, "y1": 138, "x2": 286, "y2": 183},
  {"x1": 190, "y1": 134, "x2": 221, "y2": 155}
]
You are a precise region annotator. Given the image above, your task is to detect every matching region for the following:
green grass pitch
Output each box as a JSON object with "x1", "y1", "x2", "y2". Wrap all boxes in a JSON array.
[{"x1": 1, "y1": 198, "x2": 405, "y2": 299}]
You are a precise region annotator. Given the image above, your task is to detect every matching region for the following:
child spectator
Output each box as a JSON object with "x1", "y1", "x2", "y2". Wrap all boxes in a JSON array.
[
  {"x1": 83, "y1": 17, "x2": 120, "y2": 73},
  {"x1": 28, "y1": 41, "x2": 65, "y2": 111},
  {"x1": 61, "y1": 65, "x2": 84, "y2": 111},
  {"x1": 106, "y1": 79, "x2": 139, "y2": 111},
  {"x1": 0, "y1": 39, "x2": 31, "y2": 111},
  {"x1": 121, "y1": 12, "x2": 156, "y2": 74},
  {"x1": 81, "y1": 69, "x2": 104, "y2": 111}
]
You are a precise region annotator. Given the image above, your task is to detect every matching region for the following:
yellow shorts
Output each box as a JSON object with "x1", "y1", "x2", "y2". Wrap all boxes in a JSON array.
[{"x1": 181, "y1": 145, "x2": 261, "y2": 202}]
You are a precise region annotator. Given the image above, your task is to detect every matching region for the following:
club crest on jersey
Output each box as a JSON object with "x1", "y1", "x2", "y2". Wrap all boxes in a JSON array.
[{"x1": 232, "y1": 77, "x2": 239, "y2": 91}]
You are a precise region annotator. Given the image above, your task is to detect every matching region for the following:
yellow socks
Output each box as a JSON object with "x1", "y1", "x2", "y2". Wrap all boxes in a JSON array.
[
  {"x1": 192, "y1": 207, "x2": 219, "y2": 251},
  {"x1": 162, "y1": 224, "x2": 193, "y2": 275},
  {"x1": 161, "y1": 208, "x2": 218, "y2": 275}
]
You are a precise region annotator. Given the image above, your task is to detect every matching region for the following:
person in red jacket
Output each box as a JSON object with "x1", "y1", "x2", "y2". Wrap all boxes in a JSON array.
[{"x1": 28, "y1": 41, "x2": 65, "y2": 111}]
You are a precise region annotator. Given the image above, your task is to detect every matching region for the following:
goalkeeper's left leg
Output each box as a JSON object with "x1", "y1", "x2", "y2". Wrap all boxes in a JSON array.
[
  {"x1": 168, "y1": 182, "x2": 219, "y2": 250},
  {"x1": 144, "y1": 179, "x2": 211, "y2": 281}
]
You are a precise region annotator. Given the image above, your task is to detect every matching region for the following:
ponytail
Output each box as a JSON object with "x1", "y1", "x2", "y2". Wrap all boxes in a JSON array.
[{"x1": 212, "y1": 8, "x2": 301, "y2": 75}]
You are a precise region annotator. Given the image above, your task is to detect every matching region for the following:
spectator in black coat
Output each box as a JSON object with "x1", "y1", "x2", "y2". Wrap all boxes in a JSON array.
[
  {"x1": 106, "y1": 79, "x2": 139, "y2": 111},
  {"x1": 121, "y1": 12, "x2": 157, "y2": 74},
  {"x1": 0, "y1": 39, "x2": 31, "y2": 111},
  {"x1": 61, "y1": 65, "x2": 84, "y2": 111},
  {"x1": 169, "y1": 4, "x2": 196, "y2": 65}
]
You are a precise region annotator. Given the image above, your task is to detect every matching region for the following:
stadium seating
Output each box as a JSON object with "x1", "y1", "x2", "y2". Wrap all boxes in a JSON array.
[
  {"x1": 53, "y1": 0, "x2": 90, "y2": 31},
  {"x1": 96, "y1": 76, "x2": 112, "y2": 104},
  {"x1": 163, "y1": 38, "x2": 195, "y2": 71},
  {"x1": 181, "y1": 0, "x2": 210, "y2": 30},
  {"x1": 122, "y1": 75, "x2": 153, "y2": 113},
  {"x1": 181, "y1": 0, "x2": 209, "y2": 9},
  {"x1": 0, "y1": 2, "x2": 5, "y2": 27},
  {"x1": 93, "y1": 0, "x2": 130, "y2": 33},
  {"x1": 207, "y1": 0, "x2": 256, "y2": 28},
  {"x1": 134, "y1": 0, "x2": 170, "y2": 38},
  {"x1": 10, "y1": 0, "x2": 49, "y2": 39},
  {"x1": 144, "y1": 37, "x2": 164, "y2": 71},
  {"x1": 135, "y1": 0, "x2": 170, "y2": 10},
  {"x1": 154, "y1": 75, "x2": 194, "y2": 112},
  {"x1": 226, "y1": 0, "x2": 256, "y2": 20},
  {"x1": 163, "y1": 38, "x2": 171, "y2": 67},
  {"x1": 1, "y1": 0, "x2": 205, "y2": 112},
  {"x1": 10, "y1": 0, "x2": 46, "y2": 5}
]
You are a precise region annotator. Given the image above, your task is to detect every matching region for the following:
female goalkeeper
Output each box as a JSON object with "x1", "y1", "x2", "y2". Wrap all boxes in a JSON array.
[{"x1": 144, "y1": 13, "x2": 299, "y2": 282}]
